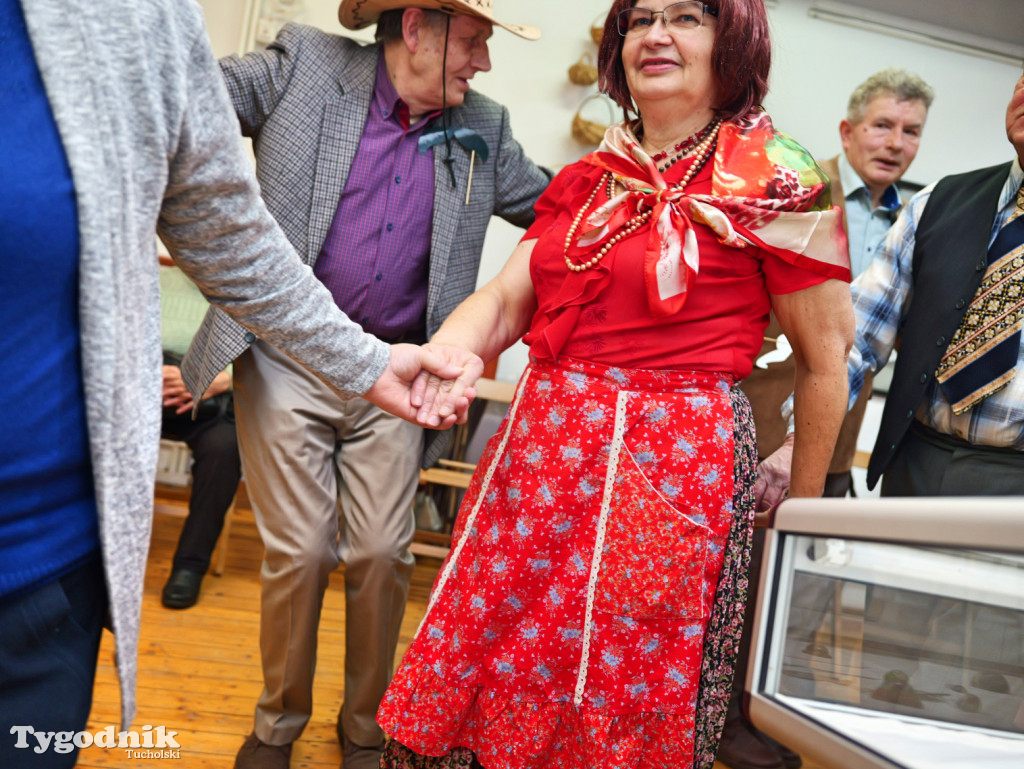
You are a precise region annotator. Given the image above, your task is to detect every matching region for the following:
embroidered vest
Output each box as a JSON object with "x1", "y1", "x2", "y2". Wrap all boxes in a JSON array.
[{"x1": 867, "y1": 162, "x2": 1013, "y2": 489}]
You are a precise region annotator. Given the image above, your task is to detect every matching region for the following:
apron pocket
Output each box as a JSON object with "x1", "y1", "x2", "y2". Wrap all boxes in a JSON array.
[{"x1": 594, "y1": 443, "x2": 710, "y2": 620}]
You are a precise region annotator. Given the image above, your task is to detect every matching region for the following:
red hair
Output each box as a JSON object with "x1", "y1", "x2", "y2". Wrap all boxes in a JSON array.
[{"x1": 598, "y1": 0, "x2": 771, "y2": 121}]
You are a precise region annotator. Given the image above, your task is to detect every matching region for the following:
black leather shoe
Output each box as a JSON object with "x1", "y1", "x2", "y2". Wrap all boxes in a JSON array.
[{"x1": 161, "y1": 568, "x2": 203, "y2": 609}]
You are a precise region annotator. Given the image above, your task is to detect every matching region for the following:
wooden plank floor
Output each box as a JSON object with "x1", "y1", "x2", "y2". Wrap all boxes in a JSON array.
[
  {"x1": 81, "y1": 505, "x2": 440, "y2": 768},
  {"x1": 81, "y1": 503, "x2": 820, "y2": 768}
]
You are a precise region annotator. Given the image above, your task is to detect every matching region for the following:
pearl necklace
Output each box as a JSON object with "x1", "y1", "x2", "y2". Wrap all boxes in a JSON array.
[{"x1": 563, "y1": 119, "x2": 721, "y2": 273}]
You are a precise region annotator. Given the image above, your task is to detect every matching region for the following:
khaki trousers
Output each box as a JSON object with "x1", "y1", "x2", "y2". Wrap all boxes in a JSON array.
[{"x1": 233, "y1": 340, "x2": 423, "y2": 747}]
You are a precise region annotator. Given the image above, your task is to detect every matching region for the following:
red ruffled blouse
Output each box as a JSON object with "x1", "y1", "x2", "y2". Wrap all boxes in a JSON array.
[{"x1": 522, "y1": 156, "x2": 828, "y2": 379}]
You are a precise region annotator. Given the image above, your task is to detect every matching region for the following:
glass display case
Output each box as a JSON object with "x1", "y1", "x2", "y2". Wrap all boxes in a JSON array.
[{"x1": 746, "y1": 497, "x2": 1024, "y2": 769}]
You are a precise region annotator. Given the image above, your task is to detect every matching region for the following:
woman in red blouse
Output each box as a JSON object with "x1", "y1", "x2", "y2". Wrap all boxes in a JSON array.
[{"x1": 380, "y1": 2, "x2": 853, "y2": 767}]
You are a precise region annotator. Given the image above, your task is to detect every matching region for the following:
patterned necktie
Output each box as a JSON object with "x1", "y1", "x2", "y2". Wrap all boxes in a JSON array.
[{"x1": 935, "y1": 183, "x2": 1024, "y2": 414}]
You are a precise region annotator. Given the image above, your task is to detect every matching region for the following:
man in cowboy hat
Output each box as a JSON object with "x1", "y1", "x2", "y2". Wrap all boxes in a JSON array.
[{"x1": 185, "y1": 3, "x2": 550, "y2": 768}]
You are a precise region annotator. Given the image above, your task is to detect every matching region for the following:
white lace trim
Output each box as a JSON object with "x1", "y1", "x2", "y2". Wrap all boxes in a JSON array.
[
  {"x1": 419, "y1": 369, "x2": 534, "y2": 629},
  {"x1": 573, "y1": 390, "x2": 629, "y2": 706}
]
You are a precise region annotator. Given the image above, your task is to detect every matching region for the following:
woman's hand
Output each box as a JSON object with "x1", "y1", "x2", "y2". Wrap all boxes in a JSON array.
[
  {"x1": 753, "y1": 432, "x2": 793, "y2": 514},
  {"x1": 364, "y1": 344, "x2": 469, "y2": 428},
  {"x1": 407, "y1": 238, "x2": 539, "y2": 427},
  {"x1": 412, "y1": 344, "x2": 486, "y2": 428}
]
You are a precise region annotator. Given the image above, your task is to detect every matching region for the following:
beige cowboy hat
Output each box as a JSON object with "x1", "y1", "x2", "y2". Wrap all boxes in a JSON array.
[{"x1": 339, "y1": 0, "x2": 541, "y2": 40}]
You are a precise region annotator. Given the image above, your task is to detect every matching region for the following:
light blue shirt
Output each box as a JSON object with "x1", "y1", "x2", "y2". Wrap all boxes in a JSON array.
[{"x1": 838, "y1": 154, "x2": 902, "y2": 278}]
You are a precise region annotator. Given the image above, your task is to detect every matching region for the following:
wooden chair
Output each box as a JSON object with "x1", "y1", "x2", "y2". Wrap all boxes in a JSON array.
[{"x1": 411, "y1": 377, "x2": 517, "y2": 559}]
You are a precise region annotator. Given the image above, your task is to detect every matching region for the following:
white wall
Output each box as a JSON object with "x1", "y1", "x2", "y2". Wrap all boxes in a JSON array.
[
  {"x1": 198, "y1": 0, "x2": 1022, "y2": 382},
  {"x1": 197, "y1": 0, "x2": 250, "y2": 57},
  {"x1": 766, "y1": 0, "x2": 1018, "y2": 184}
]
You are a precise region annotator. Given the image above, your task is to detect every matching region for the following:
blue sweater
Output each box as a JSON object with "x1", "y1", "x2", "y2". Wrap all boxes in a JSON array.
[{"x1": 0, "y1": 0, "x2": 100, "y2": 600}]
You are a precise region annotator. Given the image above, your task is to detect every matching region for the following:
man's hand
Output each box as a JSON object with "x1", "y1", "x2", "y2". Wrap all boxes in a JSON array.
[
  {"x1": 162, "y1": 365, "x2": 195, "y2": 415},
  {"x1": 753, "y1": 432, "x2": 794, "y2": 516},
  {"x1": 363, "y1": 344, "x2": 481, "y2": 428},
  {"x1": 411, "y1": 343, "x2": 485, "y2": 428},
  {"x1": 201, "y1": 371, "x2": 232, "y2": 403},
  {"x1": 163, "y1": 366, "x2": 230, "y2": 414}
]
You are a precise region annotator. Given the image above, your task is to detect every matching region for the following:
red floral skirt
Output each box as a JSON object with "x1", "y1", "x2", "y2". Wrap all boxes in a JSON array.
[{"x1": 379, "y1": 358, "x2": 756, "y2": 769}]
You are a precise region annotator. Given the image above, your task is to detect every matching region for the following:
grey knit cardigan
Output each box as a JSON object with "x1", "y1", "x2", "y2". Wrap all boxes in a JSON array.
[{"x1": 20, "y1": 0, "x2": 388, "y2": 728}]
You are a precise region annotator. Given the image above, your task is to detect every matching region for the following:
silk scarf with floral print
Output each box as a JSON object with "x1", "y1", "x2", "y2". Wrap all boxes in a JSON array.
[{"x1": 577, "y1": 110, "x2": 851, "y2": 316}]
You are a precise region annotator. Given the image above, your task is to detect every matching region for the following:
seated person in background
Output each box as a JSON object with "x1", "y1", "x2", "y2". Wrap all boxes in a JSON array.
[{"x1": 159, "y1": 265, "x2": 242, "y2": 609}]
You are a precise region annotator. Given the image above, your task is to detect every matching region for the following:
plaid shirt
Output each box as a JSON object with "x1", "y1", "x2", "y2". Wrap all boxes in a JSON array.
[{"x1": 848, "y1": 156, "x2": 1024, "y2": 448}]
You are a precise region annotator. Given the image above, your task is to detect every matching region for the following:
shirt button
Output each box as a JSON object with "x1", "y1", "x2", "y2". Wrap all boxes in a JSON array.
[
  {"x1": 955, "y1": 299, "x2": 966, "y2": 309},
  {"x1": 244, "y1": 332, "x2": 256, "y2": 343},
  {"x1": 920, "y1": 373, "x2": 928, "y2": 383},
  {"x1": 375, "y1": 273, "x2": 383, "y2": 281},
  {"x1": 386, "y1": 223, "x2": 394, "y2": 232},
  {"x1": 395, "y1": 176, "x2": 402, "y2": 184},
  {"x1": 936, "y1": 336, "x2": 946, "y2": 346},
  {"x1": 906, "y1": 410, "x2": 914, "y2": 419}
]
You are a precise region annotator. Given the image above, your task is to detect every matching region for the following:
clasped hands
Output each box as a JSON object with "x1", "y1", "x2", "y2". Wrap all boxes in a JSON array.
[
  {"x1": 375, "y1": 346, "x2": 799, "y2": 513},
  {"x1": 164, "y1": 365, "x2": 231, "y2": 414},
  {"x1": 365, "y1": 343, "x2": 486, "y2": 429}
]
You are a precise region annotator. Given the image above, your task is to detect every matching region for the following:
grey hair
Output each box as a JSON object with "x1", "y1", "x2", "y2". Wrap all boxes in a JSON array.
[
  {"x1": 846, "y1": 67, "x2": 935, "y2": 123},
  {"x1": 375, "y1": 8, "x2": 449, "y2": 43}
]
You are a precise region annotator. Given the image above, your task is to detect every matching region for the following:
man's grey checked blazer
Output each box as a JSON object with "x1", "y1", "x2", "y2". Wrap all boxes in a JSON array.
[{"x1": 184, "y1": 24, "x2": 552, "y2": 465}]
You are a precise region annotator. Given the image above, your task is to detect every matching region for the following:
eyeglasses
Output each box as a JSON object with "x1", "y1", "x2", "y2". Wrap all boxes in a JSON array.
[{"x1": 616, "y1": 1, "x2": 718, "y2": 37}]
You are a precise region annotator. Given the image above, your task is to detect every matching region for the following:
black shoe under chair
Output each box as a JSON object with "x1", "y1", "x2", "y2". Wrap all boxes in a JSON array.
[{"x1": 161, "y1": 568, "x2": 203, "y2": 609}]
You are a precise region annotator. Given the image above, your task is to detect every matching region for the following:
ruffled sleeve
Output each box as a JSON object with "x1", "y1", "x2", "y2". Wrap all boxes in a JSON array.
[{"x1": 522, "y1": 164, "x2": 583, "y2": 242}]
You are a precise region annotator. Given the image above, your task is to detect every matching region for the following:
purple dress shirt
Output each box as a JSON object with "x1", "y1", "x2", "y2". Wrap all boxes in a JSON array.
[{"x1": 313, "y1": 51, "x2": 437, "y2": 341}]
